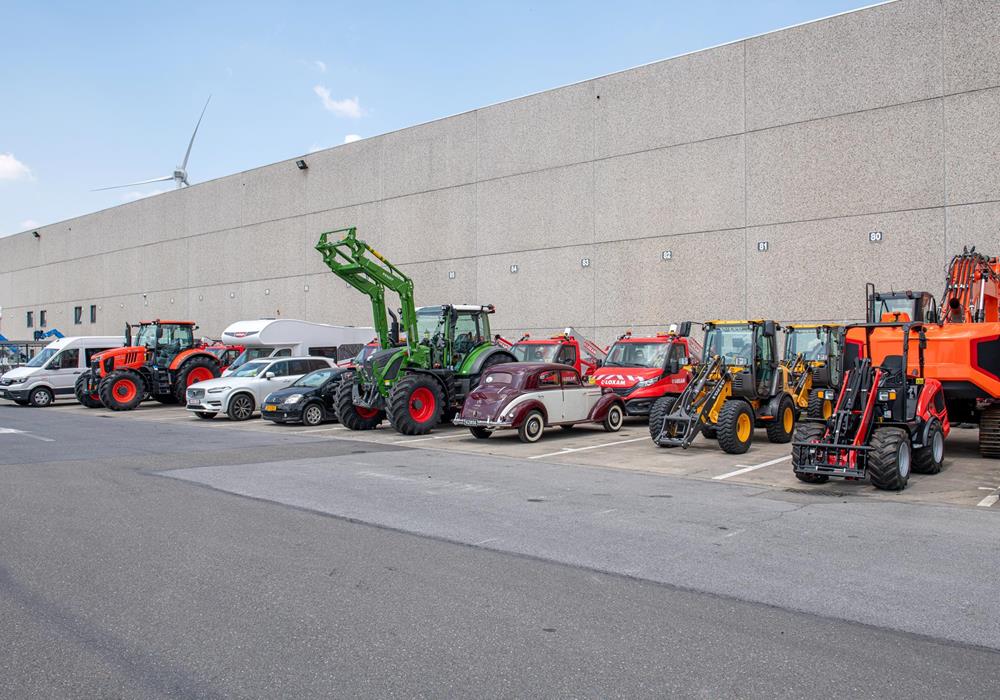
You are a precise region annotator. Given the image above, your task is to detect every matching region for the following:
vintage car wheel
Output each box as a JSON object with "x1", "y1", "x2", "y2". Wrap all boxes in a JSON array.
[
  {"x1": 518, "y1": 410, "x2": 545, "y2": 443},
  {"x1": 469, "y1": 427, "x2": 492, "y2": 440},
  {"x1": 602, "y1": 403, "x2": 624, "y2": 432}
]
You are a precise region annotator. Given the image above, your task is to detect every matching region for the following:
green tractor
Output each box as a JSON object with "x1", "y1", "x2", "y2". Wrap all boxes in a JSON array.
[{"x1": 316, "y1": 227, "x2": 516, "y2": 435}]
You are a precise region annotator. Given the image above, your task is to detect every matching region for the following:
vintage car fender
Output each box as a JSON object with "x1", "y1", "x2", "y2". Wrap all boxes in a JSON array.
[
  {"x1": 503, "y1": 397, "x2": 549, "y2": 427},
  {"x1": 589, "y1": 393, "x2": 626, "y2": 422}
]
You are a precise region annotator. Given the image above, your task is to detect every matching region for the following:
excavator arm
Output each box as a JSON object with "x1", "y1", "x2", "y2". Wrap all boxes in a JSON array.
[{"x1": 315, "y1": 227, "x2": 417, "y2": 351}]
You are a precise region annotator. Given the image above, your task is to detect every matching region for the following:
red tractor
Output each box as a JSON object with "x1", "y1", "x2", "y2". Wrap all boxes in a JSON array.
[
  {"x1": 591, "y1": 327, "x2": 701, "y2": 417},
  {"x1": 510, "y1": 328, "x2": 606, "y2": 378},
  {"x1": 75, "y1": 320, "x2": 223, "y2": 411}
]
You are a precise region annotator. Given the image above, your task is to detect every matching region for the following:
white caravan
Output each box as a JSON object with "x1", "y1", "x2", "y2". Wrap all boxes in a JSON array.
[
  {"x1": 220, "y1": 318, "x2": 374, "y2": 376},
  {"x1": 0, "y1": 336, "x2": 124, "y2": 406}
]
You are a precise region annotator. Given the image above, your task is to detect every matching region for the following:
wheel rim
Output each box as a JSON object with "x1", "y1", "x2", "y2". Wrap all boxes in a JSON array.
[
  {"x1": 898, "y1": 442, "x2": 911, "y2": 478},
  {"x1": 782, "y1": 406, "x2": 794, "y2": 433},
  {"x1": 609, "y1": 406, "x2": 623, "y2": 429},
  {"x1": 305, "y1": 405, "x2": 322, "y2": 424},
  {"x1": 932, "y1": 430, "x2": 944, "y2": 462},
  {"x1": 34, "y1": 390, "x2": 51, "y2": 406},
  {"x1": 737, "y1": 412, "x2": 752, "y2": 442},
  {"x1": 90, "y1": 393, "x2": 100, "y2": 402},
  {"x1": 355, "y1": 405, "x2": 378, "y2": 419},
  {"x1": 527, "y1": 416, "x2": 543, "y2": 439},
  {"x1": 186, "y1": 367, "x2": 214, "y2": 386},
  {"x1": 113, "y1": 380, "x2": 137, "y2": 403},
  {"x1": 822, "y1": 400, "x2": 833, "y2": 419},
  {"x1": 408, "y1": 387, "x2": 436, "y2": 423},
  {"x1": 233, "y1": 397, "x2": 252, "y2": 419}
]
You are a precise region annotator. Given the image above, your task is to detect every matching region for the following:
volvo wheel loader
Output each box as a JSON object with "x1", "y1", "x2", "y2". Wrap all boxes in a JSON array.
[
  {"x1": 316, "y1": 227, "x2": 516, "y2": 435},
  {"x1": 648, "y1": 320, "x2": 808, "y2": 454},
  {"x1": 782, "y1": 323, "x2": 844, "y2": 419}
]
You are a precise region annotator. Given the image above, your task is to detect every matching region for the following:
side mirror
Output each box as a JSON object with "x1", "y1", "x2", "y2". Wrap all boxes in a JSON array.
[
  {"x1": 265, "y1": 372, "x2": 275, "y2": 379},
  {"x1": 763, "y1": 321, "x2": 776, "y2": 337},
  {"x1": 677, "y1": 321, "x2": 692, "y2": 338}
]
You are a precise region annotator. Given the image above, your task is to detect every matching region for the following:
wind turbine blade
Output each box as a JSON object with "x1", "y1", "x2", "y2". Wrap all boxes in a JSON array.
[
  {"x1": 181, "y1": 95, "x2": 211, "y2": 171},
  {"x1": 91, "y1": 175, "x2": 174, "y2": 191}
]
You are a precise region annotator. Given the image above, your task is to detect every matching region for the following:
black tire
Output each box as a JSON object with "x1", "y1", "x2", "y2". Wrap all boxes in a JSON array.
[
  {"x1": 602, "y1": 403, "x2": 624, "y2": 432},
  {"x1": 792, "y1": 422, "x2": 829, "y2": 484},
  {"x1": 334, "y1": 373, "x2": 383, "y2": 431},
  {"x1": 765, "y1": 395, "x2": 796, "y2": 444},
  {"x1": 470, "y1": 427, "x2": 492, "y2": 440},
  {"x1": 28, "y1": 387, "x2": 54, "y2": 407},
  {"x1": 75, "y1": 371, "x2": 103, "y2": 408},
  {"x1": 98, "y1": 370, "x2": 145, "y2": 411},
  {"x1": 912, "y1": 419, "x2": 944, "y2": 474},
  {"x1": 979, "y1": 406, "x2": 1000, "y2": 458},
  {"x1": 868, "y1": 426, "x2": 911, "y2": 491},
  {"x1": 301, "y1": 402, "x2": 325, "y2": 427},
  {"x1": 172, "y1": 357, "x2": 221, "y2": 403},
  {"x1": 702, "y1": 426, "x2": 718, "y2": 440},
  {"x1": 518, "y1": 410, "x2": 545, "y2": 443},
  {"x1": 648, "y1": 395, "x2": 677, "y2": 445},
  {"x1": 807, "y1": 389, "x2": 834, "y2": 420},
  {"x1": 387, "y1": 374, "x2": 445, "y2": 436},
  {"x1": 195, "y1": 412, "x2": 216, "y2": 420},
  {"x1": 716, "y1": 400, "x2": 754, "y2": 455},
  {"x1": 226, "y1": 393, "x2": 255, "y2": 421}
]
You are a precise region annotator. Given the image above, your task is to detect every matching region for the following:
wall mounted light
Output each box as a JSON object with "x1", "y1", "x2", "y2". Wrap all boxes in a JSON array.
[
  {"x1": 303, "y1": 284, "x2": 310, "y2": 292},
  {"x1": 295, "y1": 159, "x2": 308, "y2": 170},
  {"x1": 229, "y1": 292, "x2": 236, "y2": 299},
  {"x1": 32, "y1": 231, "x2": 40, "y2": 239},
  {"x1": 198, "y1": 294, "x2": 204, "y2": 302},
  {"x1": 264, "y1": 288, "x2": 270, "y2": 296}
]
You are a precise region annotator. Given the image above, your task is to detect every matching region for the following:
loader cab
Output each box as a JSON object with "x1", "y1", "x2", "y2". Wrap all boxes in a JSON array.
[
  {"x1": 867, "y1": 288, "x2": 939, "y2": 325},
  {"x1": 783, "y1": 324, "x2": 843, "y2": 388},
  {"x1": 703, "y1": 320, "x2": 779, "y2": 398}
]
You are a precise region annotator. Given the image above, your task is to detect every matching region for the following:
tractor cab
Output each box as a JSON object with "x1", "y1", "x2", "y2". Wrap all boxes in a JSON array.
[
  {"x1": 129, "y1": 321, "x2": 197, "y2": 366},
  {"x1": 415, "y1": 304, "x2": 494, "y2": 370},
  {"x1": 866, "y1": 286, "x2": 939, "y2": 324}
]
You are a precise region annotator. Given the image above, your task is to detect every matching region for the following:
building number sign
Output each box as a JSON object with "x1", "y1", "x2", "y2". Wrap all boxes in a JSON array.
[{"x1": 869, "y1": 231, "x2": 883, "y2": 242}]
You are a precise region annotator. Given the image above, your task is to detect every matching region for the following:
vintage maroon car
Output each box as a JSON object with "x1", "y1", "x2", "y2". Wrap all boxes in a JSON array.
[{"x1": 453, "y1": 362, "x2": 626, "y2": 443}]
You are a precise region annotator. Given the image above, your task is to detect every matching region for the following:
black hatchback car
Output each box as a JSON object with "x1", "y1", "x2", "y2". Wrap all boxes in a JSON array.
[{"x1": 261, "y1": 366, "x2": 349, "y2": 426}]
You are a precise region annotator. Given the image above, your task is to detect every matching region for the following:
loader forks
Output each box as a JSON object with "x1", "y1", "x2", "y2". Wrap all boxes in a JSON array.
[{"x1": 652, "y1": 355, "x2": 729, "y2": 448}]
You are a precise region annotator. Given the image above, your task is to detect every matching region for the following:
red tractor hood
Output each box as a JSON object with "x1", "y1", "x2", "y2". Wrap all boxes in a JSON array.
[{"x1": 592, "y1": 367, "x2": 661, "y2": 388}]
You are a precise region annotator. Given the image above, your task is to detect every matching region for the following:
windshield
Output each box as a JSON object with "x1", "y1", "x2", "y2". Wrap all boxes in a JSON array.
[
  {"x1": 416, "y1": 307, "x2": 447, "y2": 345},
  {"x1": 703, "y1": 325, "x2": 754, "y2": 366},
  {"x1": 875, "y1": 298, "x2": 917, "y2": 322},
  {"x1": 355, "y1": 345, "x2": 377, "y2": 364},
  {"x1": 483, "y1": 371, "x2": 517, "y2": 387},
  {"x1": 604, "y1": 341, "x2": 670, "y2": 369},
  {"x1": 135, "y1": 323, "x2": 194, "y2": 348},
  {"x1": 512, "y1": 343, "x2": 560, "y2": 363},
  {"x1": 294, "y1": 368, "x2": 335, "y2": 387},
  {"x1": 26, "y1": 348, "x2": 57, "y2": 368},
  {"x1": 228, "y1": 347, "x2": 275, "y2": 371},
  {"x1": 785, "y1": 328, "x2": 828, "y2": 361},
  {"x1": 231, "y1": 360, "x2": 269, "y2": 378}
]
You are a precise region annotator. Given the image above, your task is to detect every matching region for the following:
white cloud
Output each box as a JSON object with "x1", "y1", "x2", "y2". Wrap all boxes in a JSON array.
[
  {"x1": 121, "y1": 188, "x2": 170, "y2": 202},
  {"x1": 343, "y1": 134, "x2": 361, "y2": 144},
  {"x1": 20, "y1": 219, "x2": 39, "y2": 230},
  {"x1": 308, "y1": 144, "x2": 327, "y2": 153},
  {"x1": 314, "y1": 60, "x2": 327, "y2": 73},
  {"x1": 0, "y1": 153, "x2": 32, "y2": 181},
  {"x1": 313, "y1": 86, "x2": 362, "y2": 118}
]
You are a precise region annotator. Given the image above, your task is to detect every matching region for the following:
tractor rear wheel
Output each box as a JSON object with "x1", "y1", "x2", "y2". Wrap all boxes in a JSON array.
[
  {"x1": 334, "y1": 372, "x2": 383, "y2": 431},
  {"x1": 173, "y1": 357, "x2": 220, "y2": 403},
  {"x1": 388, "y1": 374, "x2": 445, "y2": 435},
  {"x1": 792, "y1": 422, "x2": 829, "y2": 484},
  {"x1": 912, "y1": 419, "x2": 944, "y2": 474},
  {"x1": 75, "y1": 371, "x2": 103, "y2": 408},
  {"x1": 648, "y1": 396, "x2": 677, "y2": 445},
  {"x1": 98, "y1": 370, "x2": 145, "y2": 411},
  {"x1": 979, "y1": 406, "x2": 1000, "y2": 458},
  {"x1": 807, "y1": 389, "x2": 834, "y2": 420},
  {"x1": 868, "y1": 426, "x2": 910, "y2": 491},
  {"x1": 765, "y1": 395, "x2": 796, "y2": 444},
  {"x1": 717, "y1": 400, "x2": 754, "y2": 454}
]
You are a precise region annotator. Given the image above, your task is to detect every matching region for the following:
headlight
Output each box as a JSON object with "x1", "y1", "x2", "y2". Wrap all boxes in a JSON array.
[
  {"x1": 283, "y1": 394, "x2": 303, "y2": 405},
  {"x1": 207, "y1": 386, "x2": 230, "y2": 394},
  {"x1": 635, "y1": 378, "x2": 658, "y2": 389},
  {"x1": 877, "y1": 390, "x2": 896, "y2": 402}
]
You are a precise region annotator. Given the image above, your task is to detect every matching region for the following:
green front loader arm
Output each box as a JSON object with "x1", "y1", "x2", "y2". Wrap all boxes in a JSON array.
[{"x1": 315, "y1": 227, "x2": 419, "y2": 353}]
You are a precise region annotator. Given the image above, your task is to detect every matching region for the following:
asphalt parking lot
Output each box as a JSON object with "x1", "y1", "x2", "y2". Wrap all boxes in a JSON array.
[{"x1": 35, "y1": 399, "x2": 1000, "y2": 510}]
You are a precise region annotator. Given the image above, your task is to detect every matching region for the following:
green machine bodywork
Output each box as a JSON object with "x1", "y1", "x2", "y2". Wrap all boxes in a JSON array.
[{"x1": 315, "y1": 227, "x2": 516, "y2": 435}]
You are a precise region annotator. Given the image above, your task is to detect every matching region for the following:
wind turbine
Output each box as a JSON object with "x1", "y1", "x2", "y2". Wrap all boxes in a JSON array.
[{"x1": 94, "y1": 96, "x2": 211, "y2": 192}]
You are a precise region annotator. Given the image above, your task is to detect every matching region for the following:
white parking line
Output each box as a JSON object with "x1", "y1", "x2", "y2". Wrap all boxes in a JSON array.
[
  {"x1": 529, "y1": 436, "x2": 649, "y2": 460},
  {"x1": 287, "y1": 425, "x2": 350, "y2": 434},
  {"x1": 977, "y1": 485, "x2": 1000, "y2": 508},
  {"x1": 0, "y1": 427, "x2": 54, "y2": 442},
  {"x1": 713, "y1": 455, "x2": 792, "y2": 480},
  {"x1": 392, "y1": 432, "x2": 469, "y2": 444}
]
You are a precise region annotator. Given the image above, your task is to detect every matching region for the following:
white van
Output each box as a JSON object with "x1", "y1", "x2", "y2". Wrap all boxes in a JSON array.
[
  {"x1": 0, "y1": 336, "x2": 124, "y2": 407},
  {"x1": 220, "y1": 319, "x2": 374, "y2": 376}
]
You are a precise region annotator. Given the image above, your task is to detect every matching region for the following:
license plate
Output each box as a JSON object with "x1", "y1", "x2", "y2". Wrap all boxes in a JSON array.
[{"x1": 264, "y1": 405, "x2": 277, "y2": 412}]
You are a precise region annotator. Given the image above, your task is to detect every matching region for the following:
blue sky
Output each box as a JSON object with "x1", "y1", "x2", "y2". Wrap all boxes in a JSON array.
[{"x1": 0, "y1": 0, "x2": 877, "y2": 237}]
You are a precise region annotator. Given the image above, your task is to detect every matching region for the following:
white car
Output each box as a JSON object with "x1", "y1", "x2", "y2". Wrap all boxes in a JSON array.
[{"x1": 185, "y1": 356, "x2": 336, "y2": 421}]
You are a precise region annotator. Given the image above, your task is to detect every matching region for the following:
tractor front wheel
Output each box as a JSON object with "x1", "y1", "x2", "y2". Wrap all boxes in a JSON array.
[
  {"x1": 388, "y1": 374, "x2": 445, "y2": 435},
  {"x1": 912, "y1": 419, "x2": 944, "y2": 474},
  {"x1": 173, "y1": 357, "x2": 220, "y2": 403},
  {"x1": 98, "y1": 370, "x2": 145, "y2": 411},
  {"x1": 792, "y1": 422, "x2": 829, "y2": 484},
  {"x1": 75, "y1": 370, "x2": 103, "y2": 408},
  {"x1": 868, "y1": 426, "x2": 910, "y2": 491},
  {"x1": 334, "y1": 373, "x2": 384, "y2": 430},
  {"x1": 717, "y1": 400, "x2": 754, "y2": 454},
  {"x1": 765, "y1": 395, "x2": 796, "y2": 444}
]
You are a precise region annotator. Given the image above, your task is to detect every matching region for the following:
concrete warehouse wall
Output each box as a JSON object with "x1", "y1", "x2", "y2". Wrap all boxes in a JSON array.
[{"x1": 1, "y1": 0, "x2": 999, "y2": 347}]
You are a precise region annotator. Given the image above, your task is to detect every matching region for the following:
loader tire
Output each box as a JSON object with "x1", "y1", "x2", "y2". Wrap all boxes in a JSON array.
[
  {"x1": 868, "y1": 427, "x2": 910, "y2": 491},
  {"x1": 98, "y1": 370, "x2": 145, "y2": 411},
  {"x1": 334, "y1": 372, "x2": 383, "y2": 431},
  {"x1": 74, "y1": 370, "x2": 103, "y2": 408},
  {"x1": 173, "y1": 357, "x2": 220, "y2": 403},
  {"x1": 912, "y1": 419, "x2": 944, "y2": 474},
  {"x1": 388, "y1": 373, "x2": 445, "y2": 436},
  {"x1": 717, "y1": 400, "x2": 754, "y2": 455},
  {"x1": 807, "y1": 389, "x2": 834, "y2": 420},
  {"x1": 979, "y1": 406, "x2": 1000, "y2": 458},
  {"x1": 765, "y1": 395, "x2": 796, "y2": 444},
  {"x1": 792, "y1": 422, "x2": 829, "y2": 484},
  {"x1": 648, "y1": 395, "x2": 677, "y2": 446}
]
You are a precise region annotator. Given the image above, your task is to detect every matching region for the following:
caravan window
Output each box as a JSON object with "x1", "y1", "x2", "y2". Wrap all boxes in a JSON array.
[{"x1": 308, "y1": 346, "x2": 338, "y2": 359}]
